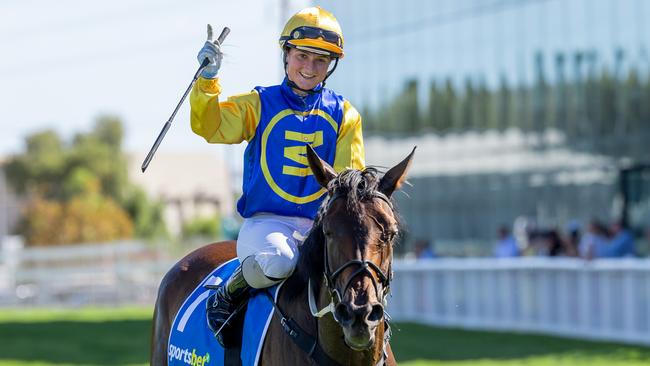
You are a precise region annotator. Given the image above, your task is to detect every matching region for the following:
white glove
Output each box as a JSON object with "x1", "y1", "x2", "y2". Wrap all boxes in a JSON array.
[{"x1": 197, "y1": 24, "x2": 223, "y2": 79}]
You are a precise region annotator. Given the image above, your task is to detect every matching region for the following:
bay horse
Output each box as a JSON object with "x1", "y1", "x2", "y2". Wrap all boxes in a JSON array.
[{"x1": 151, "y1": 145, "x2": 414, "y2": 365}]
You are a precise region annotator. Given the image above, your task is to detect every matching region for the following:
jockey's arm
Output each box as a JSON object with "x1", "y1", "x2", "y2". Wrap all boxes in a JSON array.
[
  {"x1": 333, "y1": 100, "x2": 366, "y2": 172},
  {"x1": 190, "y1": 77, "x2": 261, "y2": 143}
]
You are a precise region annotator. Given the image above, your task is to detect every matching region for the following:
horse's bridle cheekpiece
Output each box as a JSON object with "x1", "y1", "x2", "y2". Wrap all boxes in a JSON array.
[{"x1": 322, "y1": 190, "x2": 394, "y2": 318}]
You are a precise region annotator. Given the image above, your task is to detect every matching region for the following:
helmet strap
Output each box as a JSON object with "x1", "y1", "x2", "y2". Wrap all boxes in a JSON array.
[{"x1": 283, "y1": 48, "x2": 339, "y2": 95}]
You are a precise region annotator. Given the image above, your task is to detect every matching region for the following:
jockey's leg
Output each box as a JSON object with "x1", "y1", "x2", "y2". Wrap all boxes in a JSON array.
[
  {"x1": 206, "y1": 214, "x2": 311, "y2": 346},
  {"x1": 206, "y1": 258, "x2": 251, "y2": 347}
]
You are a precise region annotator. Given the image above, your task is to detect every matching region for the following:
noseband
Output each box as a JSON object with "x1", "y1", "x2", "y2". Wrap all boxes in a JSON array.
[{"x1": 322, "y1": 190, "x2": 394, "y2": 319}]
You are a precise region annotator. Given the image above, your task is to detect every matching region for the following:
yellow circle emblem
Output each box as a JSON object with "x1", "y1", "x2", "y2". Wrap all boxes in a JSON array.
[{"x1": 260, "y1": 109, "x2": 338, "y2": 204}]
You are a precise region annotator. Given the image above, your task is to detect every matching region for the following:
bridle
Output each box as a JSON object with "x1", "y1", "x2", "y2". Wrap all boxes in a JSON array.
[
  {"x1": 321, "y1": 189, "x2": 395, "y2": 320},
  {"x1": 267, "y1": 188, "x2": 395, "y2": 366}
]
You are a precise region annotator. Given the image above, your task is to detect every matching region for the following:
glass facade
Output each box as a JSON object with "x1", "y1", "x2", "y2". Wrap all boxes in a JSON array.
[
  {"x1": 319, "y1": 0, "x2": 649, "y2": 114},
  {"x1": 312, "y1": 0, "x2": 650, "y2": 255}
]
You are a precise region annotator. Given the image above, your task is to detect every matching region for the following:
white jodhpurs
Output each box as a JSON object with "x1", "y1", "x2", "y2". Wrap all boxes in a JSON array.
[{"x1": 237, "y1": 213, "x2": 313, "y2": 289}]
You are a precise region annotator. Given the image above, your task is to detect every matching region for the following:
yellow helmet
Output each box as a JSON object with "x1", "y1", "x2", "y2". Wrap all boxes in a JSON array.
[{"x1": 279, "y1": 7, "x2": 344, "y2": 58}]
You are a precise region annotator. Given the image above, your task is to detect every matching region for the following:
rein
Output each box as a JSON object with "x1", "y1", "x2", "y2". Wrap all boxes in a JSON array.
[
  {"x1": 322, "y1": 191, "x2": 394, "y2": 319},
  {"x1": 266, "y1": 189, "x2": 394, "y2": 366},
  {"x1": 265, "y1": 288, "x2": 391, "y2": 366}
]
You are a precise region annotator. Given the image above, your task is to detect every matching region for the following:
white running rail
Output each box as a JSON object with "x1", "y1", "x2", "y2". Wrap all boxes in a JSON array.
[{"x1": 389, "y1": 257, "x2": 650, "y2": 346}]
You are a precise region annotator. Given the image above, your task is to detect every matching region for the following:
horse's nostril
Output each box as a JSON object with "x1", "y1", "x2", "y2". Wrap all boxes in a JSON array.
[
  {"x1": 367, "y1": 303, "x2": 384, "y2": 323},
  {"x1": 335, "y1": 303, "x2": 354, "y2": 325}
]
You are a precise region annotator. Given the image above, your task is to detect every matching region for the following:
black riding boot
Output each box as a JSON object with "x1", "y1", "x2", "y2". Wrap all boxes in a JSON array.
[{"x1": 206, "y1": 264, "x2": 251, "y2": 347}]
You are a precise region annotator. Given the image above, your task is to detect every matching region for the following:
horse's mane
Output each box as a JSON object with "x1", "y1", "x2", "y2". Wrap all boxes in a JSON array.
[{"x1": 283, "y1": 167, "x2": 397, "y2": 300}]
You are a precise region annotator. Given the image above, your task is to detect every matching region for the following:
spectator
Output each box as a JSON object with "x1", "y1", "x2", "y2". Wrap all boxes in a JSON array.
[
  {"x1": 494, "y1": 225, "x2": 519, "y2": 258},
  {"x1": 596, "y1": 220, "x2": 635, "y2": 258},
  {"x1": 415, "y1": 239, "x2": 437, "y2": 259},
  {"x1": 578, "y1": 219, "x2": 608, "y2": 259},
  {"x1": 563, "y1": 220, "x2": 581, "y2": 257},
  {"x1": 547, "y1": 229, "x2": 567, "y2": 257}
]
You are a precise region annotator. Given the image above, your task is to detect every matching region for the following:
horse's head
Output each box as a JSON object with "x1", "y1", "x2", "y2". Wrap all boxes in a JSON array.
[{"x1": 305, "y1": 145, "x2": 415, "y2": 351}]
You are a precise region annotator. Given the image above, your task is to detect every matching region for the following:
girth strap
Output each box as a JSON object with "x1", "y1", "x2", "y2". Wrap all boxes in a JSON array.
[{"x1": 261, "y1": 291, "x2": 342, "y2": 366}]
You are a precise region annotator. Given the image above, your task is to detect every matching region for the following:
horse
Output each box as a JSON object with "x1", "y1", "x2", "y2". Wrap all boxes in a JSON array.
[{"x1": 151, "y1": 145, "x2": 415, "y2": 366}]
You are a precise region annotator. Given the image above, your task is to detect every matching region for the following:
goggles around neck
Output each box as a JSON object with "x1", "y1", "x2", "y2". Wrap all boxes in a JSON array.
[{"x1": 281, "y1": 26, "x2": 342, "y2": 48}]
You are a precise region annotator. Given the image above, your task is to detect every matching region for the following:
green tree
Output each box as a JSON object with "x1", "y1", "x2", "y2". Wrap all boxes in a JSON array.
[
  {"x1": 475, "y1": 78, "x2": 493, "y2": 131},
  {"x1": 400, "y1": 79, "x2": 421, "y2": 132},
  {"x1": 459, "y1": 78, "x2": 475, "y2": 130},
  {"x1": 4, "y1": 130, "x2": 66, "y2": 198},
  {"x1": 20, "y1": 193, "x2": 134, "y2": 246},
  {"x1": 182, "y1": 215, "x2": 221, "y2": 240},
  {"x1": 532, "y1": 52, "x2": 549, "y2": 133},
  {"x1": 69, "y1": 120, "x2": 128, "y2": 202},
  {"x1": 427, "y1": 80, "x2": 443, "y2": 132},
  {"x1": 495, "y1": 75, "x2": 512, "y2": 131},
  {"x1": 443, "y1": 79, "x2": 460, "y2": 132},
  {"x1": 93, "y1": 115, "x2": 124, "y2": 150},
  {"x1": 122, "y1": 186, "x2": 168, "y2": 239},
  {"x1": 4, "y1": 116, "x2": 167, "y2": 245},
  {"x1": 553, "y1": 53, "x2": 568, "y2": 132}
]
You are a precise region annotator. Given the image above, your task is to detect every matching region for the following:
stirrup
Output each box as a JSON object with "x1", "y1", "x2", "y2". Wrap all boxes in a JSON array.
[{"x1": 205, "y1": 265, "x2": 250, "y2": 347}]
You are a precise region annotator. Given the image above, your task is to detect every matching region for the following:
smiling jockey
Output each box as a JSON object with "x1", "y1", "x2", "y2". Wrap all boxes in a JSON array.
[{"x1": 190, "y1": 6, "x2": 365, "y2": 346}]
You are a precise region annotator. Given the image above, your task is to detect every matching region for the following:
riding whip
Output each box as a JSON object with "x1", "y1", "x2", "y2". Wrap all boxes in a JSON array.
[{"x1": 141, "y1": 26, "x2": 230, "y2": 172}]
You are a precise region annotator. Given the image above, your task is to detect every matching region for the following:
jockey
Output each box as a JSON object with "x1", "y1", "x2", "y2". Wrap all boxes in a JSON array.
[{"x1": 191, "y1": 6, "x2": 365, "y2": 346}]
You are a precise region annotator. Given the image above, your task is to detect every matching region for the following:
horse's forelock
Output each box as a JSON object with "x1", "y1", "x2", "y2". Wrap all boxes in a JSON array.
[{"x1": 331, "y1": 168, "x2": 381, "y2": 213}]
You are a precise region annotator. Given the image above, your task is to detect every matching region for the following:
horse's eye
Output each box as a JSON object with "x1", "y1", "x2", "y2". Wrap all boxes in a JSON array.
[{"x1": 383, "y1": 230, "x2": 397, "y2": 243}]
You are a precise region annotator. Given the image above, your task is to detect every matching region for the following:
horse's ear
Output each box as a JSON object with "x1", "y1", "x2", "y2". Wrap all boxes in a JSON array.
[
  {"x1": 379, "y1": 146, "x2": 416, "y2": 198},
  {"x1": 306, "y1": 144, "x2": 337, "y2": 188}
]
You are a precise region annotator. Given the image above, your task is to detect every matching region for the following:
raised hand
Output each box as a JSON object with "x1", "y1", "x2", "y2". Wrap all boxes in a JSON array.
[{"x1": 197, "y1": 24, "x2": 224, "y2": 79}]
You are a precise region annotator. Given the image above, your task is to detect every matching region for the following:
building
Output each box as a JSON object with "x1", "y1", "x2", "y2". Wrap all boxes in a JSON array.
[
  {"x1": 313, "y1": 0, "x2": 650, "y2": 254},
  {"x1": 128, "y1": 151, "x2": 235, "y2": 236}
]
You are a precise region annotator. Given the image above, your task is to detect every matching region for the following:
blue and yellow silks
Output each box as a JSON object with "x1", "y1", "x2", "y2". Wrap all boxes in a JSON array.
[{"x1": 190, "y1": 77, "x2": 364, "y2": 219}]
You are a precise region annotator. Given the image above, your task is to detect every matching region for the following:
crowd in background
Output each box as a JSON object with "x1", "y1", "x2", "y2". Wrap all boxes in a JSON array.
[
  {"x1": 495, "y1": 218, "x2": 641, "y2": 259},
  {"x1": 411, "y1": 219, "x2": 648, "y2": 260}
]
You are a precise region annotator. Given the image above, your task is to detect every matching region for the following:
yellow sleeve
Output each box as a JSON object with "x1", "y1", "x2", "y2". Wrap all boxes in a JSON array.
[
  {"x1": 190, "y1": 77, "x2": 261, "y2": 143},
  {"x1": 333, "y1": 100, "x2": 366, "y2": 172}
]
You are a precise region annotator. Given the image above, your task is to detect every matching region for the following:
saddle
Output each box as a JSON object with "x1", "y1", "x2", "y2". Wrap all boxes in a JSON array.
[{"x1": 167, "y1": 259, "x2": 278, "y2": 366}]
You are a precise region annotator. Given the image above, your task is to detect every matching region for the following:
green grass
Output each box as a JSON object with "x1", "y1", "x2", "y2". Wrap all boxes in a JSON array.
[
  {"x1": 0, "y1": 307, "x2": 649, "y2": 365},
  {"x1": 0, "y1": 307, "x2": 151, "y2": 366},
  {"x1": 391, "y1": 323, "x2": 650, "y2": 366}
]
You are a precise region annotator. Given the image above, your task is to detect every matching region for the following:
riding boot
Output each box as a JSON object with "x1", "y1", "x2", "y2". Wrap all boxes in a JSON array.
[{"x1": 206, "y1": 264, "x2": 251, "y2": 347}]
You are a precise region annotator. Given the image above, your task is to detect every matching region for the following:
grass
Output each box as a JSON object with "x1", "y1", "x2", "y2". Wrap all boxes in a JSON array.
[
  {"x1": 0, "y1": 307, "x2": 151, "y2": 366},
  {"x1": 0, "y1": 307, "x2": 649, "y2": 365},
  {"x1": 391, "y1": 323, "x2": 650, "y2": 366}
]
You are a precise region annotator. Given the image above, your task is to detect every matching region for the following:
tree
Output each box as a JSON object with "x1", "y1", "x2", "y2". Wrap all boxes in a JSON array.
[
  {"x1": 68, "y1": 118, "x2": 129, "y2": 202},
  {"x1": 4, "y1": 130, "x2": 66, "y2": 198},
  {"x1": 182, "y1": 214, "x2": 221, "y2": 240},
  {"x1": 20, "y1": 193, "x2": 134, "y2": 246},
  {"x1": 122, "y1": 186, "x2": 168, "y2": 239},
  {"x1": 458, "y1": 78, "x2": 475, "y2": 131},
  {"x1": 495, "y1": 75, "x2": 512, "y2": 131},
  {"x1": 360, "y1": 48, "x2": 650, "y2": 162},
  {"x1": 4, "y1": 116, "x2": 167, "y2": 245},
  {"x1": 532, "y1": 52, "x2": 550, "y2": 133},
  {"x1": 93, "y1": 115, "x2": 124, "y2": 150},
  {"x1": 475, "y1": 78, "x2": 494, "y2": 131},
  {"x1": 399, "y1": 79, "x2": 421, "y2": 133}
]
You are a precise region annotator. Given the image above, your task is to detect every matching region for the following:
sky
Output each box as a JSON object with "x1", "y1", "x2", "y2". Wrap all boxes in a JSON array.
[{"x1": 0, "y1": 0, "x2": 308, "y2": 158}]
